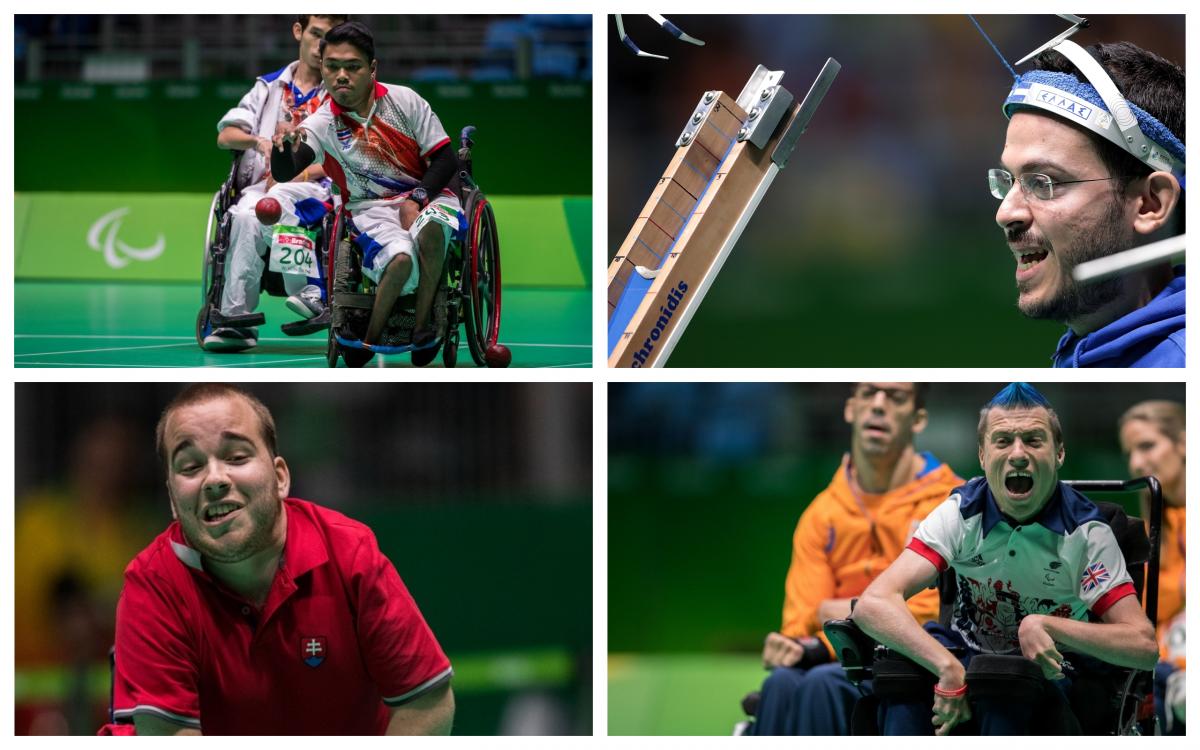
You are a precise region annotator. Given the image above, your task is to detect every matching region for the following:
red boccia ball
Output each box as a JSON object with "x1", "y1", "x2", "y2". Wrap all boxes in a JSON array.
[
  {"x1": 255, "y1": 197, "x2": 283, "y2": 226},
  {"x1": 484, "y1": 343, "x2": 512, "y2": 368}
]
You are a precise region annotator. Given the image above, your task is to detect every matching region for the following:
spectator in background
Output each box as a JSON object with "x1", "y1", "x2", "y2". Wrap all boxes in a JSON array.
[
  {"x1": 1119, "y1": 400, "x2": 1185, "y2": 734},
  {"x1": 742, "y1": 383, "x2": 962, "y2": 735},
  {"x1": 15, "y1": 416, "x2": 157, "y2": 734}
]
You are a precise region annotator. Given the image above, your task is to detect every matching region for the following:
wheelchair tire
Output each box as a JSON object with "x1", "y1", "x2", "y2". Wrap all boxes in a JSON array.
[
  {"x1": 196, "y1": 188, "x2": 223, "y2": 348},
  {"x1": 342, "y1": 347, "x2": 375, "y2": 368},
  {"x1": 443, "y1": 302, "x2": 459, "y2": 367},
  {"x1": 195, "y1": 303, "x2": 212, "y2": 348},
  {"x1": 462, "y1": 194, "x2": 501, "y2": 367},
  {"x1": 410, "y1": 344, "x2": 437, "y2": 367},
  {"x1": 326, "y1": 324, "x2": 339, "y2": 368}
]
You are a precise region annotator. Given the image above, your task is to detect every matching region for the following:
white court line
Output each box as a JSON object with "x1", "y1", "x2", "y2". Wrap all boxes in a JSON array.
[
  {"x1": 14, "y1": 342, "x2": 196, "y2": 358},
  {"x1": 15, "y1": 334, "x2": 590, "y2": 349},
  {"x1": 208, "y1": 357, "x2": 327, "y2": 367},
  {"x1": 15, "y1": 361, "x2": 194, "y2": 368}
]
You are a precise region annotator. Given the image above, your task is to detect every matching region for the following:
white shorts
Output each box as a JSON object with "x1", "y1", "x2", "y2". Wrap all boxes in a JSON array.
[{"x1": 350, "y1": 194, "x2": 462, "y2": 294}]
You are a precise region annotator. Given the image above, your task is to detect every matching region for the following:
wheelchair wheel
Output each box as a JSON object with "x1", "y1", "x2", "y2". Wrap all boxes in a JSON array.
[
  {"x1": 342, "y1": 347, "x2": 375, "y2": 368},
  {"x1": 442, "y1": 305, "x2": 459, "y2": 367},
  {"x1": 195, "y1": 189, "x2": 223, "y2": 347},
  {"x1": 325, "y1": 324, "x2": 339, "y2": 368},
  {"x1": 462, "y1": 194, "x2": 501, "y2": 366},
  {"x1": 411, "y1": 345, "x2": 437, "y2": 367}
]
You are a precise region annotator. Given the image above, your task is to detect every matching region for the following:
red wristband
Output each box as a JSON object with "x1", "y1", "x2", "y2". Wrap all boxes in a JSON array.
[{"x1": 934, "y1": 683, "x2": 967, "y2": 698}]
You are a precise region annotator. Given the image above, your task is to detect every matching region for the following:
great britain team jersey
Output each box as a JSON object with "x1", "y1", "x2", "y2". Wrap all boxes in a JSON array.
[
  {"x1": 906, "y1": 477, "x2": 1136, "y2": 654},
  {"x1": 300, "y1": 81, "x2": 451, "y2": 212}
]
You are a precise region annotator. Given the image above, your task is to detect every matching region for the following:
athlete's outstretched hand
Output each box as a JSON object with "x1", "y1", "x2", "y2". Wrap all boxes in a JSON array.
[
  {"x1": 1018, "y1": 614, "x2": 1066, "y2": 680},
  {"x1": 272, "y1": 120, "x2": 302, "y2": 153}
]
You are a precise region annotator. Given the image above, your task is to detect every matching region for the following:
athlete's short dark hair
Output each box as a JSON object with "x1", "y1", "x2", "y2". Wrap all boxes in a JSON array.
[
  {"x1": 977, "y1": 382, "x2": 1063, "y2": 448},
  {"x1": 1033, "y1": 41, "x2": 1185, "y2": 193},
  {"x1": 319, "y1": 21, "x2": 375, "y2": 64},
  {"x1": 297, "y1": 15, "x2": 349, "y2": 32},
  {"x1": 156, "y1": 384, "x2": 278, "y2": 467}
]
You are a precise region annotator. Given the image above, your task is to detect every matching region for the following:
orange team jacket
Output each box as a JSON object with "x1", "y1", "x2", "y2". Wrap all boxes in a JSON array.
[
  {"x1": 782, "y1": 452, "x2": 963, "y2": 648},
  {"x1": 1154, "y1": 506, "x2": 1185, "y2": 661}
]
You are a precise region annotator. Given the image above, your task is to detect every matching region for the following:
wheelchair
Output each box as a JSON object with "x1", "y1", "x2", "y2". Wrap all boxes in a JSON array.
[
  {"x1": 816, "y1": 477, "x2": 1164, "y2": 736},
  {"x1": 196, "y1": 150, "x2": 335, "y2": 349},
  {"x1": 324, "y1": 126, "x2": 503, "y2": 368},
  {"x1": 739, "y1": 477, "x2": 1161, "y2": 734}
]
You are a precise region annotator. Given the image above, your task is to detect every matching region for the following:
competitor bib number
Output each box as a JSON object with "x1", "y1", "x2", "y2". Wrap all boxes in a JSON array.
[
  {"x1": 411, "y1": 203, "x2": 462, "y2": 238},
  {"x1": 269, "y1": 225, "x2": 320, "y2": 277}
]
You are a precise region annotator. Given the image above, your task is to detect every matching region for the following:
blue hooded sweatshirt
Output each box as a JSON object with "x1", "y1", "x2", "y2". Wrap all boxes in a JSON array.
[{"x1": 1052, "y1": 266, "x2": 1185, "y2": 368}]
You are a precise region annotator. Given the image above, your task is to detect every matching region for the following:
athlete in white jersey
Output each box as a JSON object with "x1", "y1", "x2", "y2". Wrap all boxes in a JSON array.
[
  {"x1": 205, "y1": 14, "x2": 344, "y2": 353},
  {"x1": 852, "y1": 383, "x2": 1158, "y2": 735},
  {"x1": 271, "y1": 21, "x2": 461, "y2": 353}
]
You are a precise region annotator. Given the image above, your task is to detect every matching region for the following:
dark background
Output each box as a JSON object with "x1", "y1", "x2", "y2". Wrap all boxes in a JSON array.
[
  {"x1": 15, "y1": 15, "x2": 592, "y2": 195},
  {"x1": 608, "y1": 15, "x2": 1184, "y2": 365}
]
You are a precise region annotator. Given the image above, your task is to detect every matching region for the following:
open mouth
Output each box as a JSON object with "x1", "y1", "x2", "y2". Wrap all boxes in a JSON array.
[
  {"x1": 1017, "y1": 249, "x2": 1049, "y2": 271},
  {"x1": 202, "y1": 503, "x2": 243, "y2": 526},
  {"x1": 1005, "y1": 473, "x2": 1034, "y2": 496}
]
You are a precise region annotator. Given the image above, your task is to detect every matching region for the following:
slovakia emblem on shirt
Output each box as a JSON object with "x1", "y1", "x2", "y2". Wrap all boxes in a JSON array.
[
  {"x1": 302, "y1": 636, "x2": 328, "y2": 667},
  {"x1": 1079, "y1": 562, "x2": 1110, "y2": 593}
]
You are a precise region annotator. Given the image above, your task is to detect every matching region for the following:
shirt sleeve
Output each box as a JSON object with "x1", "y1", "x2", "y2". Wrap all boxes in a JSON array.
[
  {"x1": 111, "y1": 567, "x2": 202, "y2": 729},
  {"x1": 351, "y1": 530, "x2": 452, "y2": 706},
  {"x1": 907, "y1": 496, "x2": 964, "y2": 572},
  {"x1": 299, "y1": 113, "x2": 328, "y2": 166},
  {"x1": 217, "y1": 79, "x2": 269, "y2": 134},
  {"x1": 405, "y1": 89, "x2": 451, "y2": 157},
  {"x1": 781, "y1": 504, "x2": 837, "y2": 637},
  {"x1": 1076, "y1": 520, "x2": 1136, "y2": 616}
]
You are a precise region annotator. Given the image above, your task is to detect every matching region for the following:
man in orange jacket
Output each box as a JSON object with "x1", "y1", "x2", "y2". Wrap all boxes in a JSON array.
[{"x1": 746, "y1": 383, "x2": 962, "y2": 735}]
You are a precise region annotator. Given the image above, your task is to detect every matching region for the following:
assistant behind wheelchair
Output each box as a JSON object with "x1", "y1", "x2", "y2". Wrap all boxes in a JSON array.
[
  {"x1": 196, "y1": 151, "x2": 336, "y2": 349},
  {"x1": 324, "y1": 125, "x2": 505, "y2": 368}
]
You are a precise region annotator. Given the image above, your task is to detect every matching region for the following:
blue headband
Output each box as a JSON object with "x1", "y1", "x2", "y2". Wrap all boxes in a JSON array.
[{"x1": 1003, "y1": 48, "x2": 1185, "y2": 185}]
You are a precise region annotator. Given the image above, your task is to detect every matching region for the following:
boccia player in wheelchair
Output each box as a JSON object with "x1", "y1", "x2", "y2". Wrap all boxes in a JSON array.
[{"x1": 206, "y1": 14, "x2": 344, "y2": 352}]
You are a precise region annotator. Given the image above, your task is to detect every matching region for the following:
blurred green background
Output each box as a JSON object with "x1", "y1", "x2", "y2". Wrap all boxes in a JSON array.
[
  {"x1": 15, "y1": 383, "x2": 591, "y2": 736},
  {"x1": 608, "y1": 15, "x2": 1184, "y2": 366},
  {"x1": 15, "y1": 79, "x2": 589, "y2": 196},
  {"x1": 608, "y1": 381, "x2": 1185, "y2": 734}
]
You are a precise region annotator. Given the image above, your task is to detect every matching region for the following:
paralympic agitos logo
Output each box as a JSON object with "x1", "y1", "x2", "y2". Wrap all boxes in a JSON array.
[
  {"x1": 87, "y1": 207, "x2": 166, "y2": 269},
  {"x1": 631, "y1": 280, "x2": 689, "y2": 367}
]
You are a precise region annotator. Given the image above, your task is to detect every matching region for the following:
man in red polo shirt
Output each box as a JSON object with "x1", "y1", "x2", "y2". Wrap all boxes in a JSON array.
[{"x1": 105, "y1": 384, "x2": 453, "y2": 735}]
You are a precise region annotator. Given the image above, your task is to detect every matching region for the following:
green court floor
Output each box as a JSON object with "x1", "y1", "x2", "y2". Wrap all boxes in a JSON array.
[
  {"x1": 608, "y1": 653, "x2": 763, "y2": 735},
  {"x1": 15, "y1": 281, "x2": 590, "y2": 368}
]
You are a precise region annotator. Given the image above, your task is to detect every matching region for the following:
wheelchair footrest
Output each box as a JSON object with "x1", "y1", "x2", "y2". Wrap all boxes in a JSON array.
[
  {"x1": 281, "y1": 310, "x2": 330, "y2": 337},
  {"x1": 211, "y1": 310, "x2": 266, "y2": 328},
  {"x1": 335, "y1": 333, "x2": 440, "y2": 356}
]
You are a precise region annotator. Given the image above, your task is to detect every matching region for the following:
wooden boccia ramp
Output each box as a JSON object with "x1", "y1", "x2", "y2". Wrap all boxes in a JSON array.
[{"x1": 607, "y1": 61, "x2": 840, "y2": 368}]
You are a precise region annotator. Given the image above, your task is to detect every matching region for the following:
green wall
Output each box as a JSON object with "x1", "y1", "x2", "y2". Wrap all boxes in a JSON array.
[
  {"x1": 15, "y1": 80, "x2": 591, "y2": 195},
  {"x1": 15, "y1": 192, "x2": 590, "y2": 287}
]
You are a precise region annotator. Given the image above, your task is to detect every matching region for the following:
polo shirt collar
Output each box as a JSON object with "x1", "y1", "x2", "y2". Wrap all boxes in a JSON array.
[
  {"x1": 329, "y1": 81, "x2": 387, "y2": 119},
  {"x1": 981, "y1": 482, "x2": 1066, "y2": 536}
]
